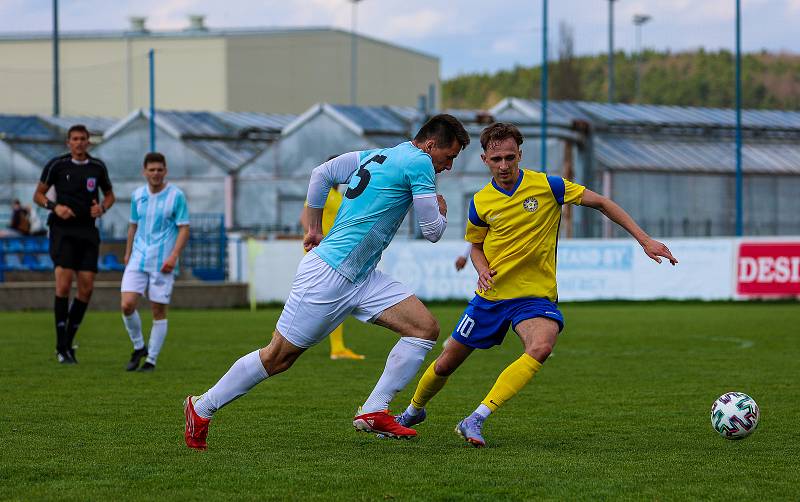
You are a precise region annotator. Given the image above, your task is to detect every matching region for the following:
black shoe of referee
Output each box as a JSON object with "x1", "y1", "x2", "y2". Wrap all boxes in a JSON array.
[
  {"x1": 56, "y1": 350, "x2": 76, "y2": 364},
  {"x1": 126, "y1": 347, "x2": 148, "y2": 371}
]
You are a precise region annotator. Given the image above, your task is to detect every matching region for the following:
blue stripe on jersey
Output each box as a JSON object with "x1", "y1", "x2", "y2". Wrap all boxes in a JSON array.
[
  {"x1": 547, "y1": 175, "x2": 565, "y2": 205},
  {"x1": 135, "y1": 186, "x2": 148, "y2": 271},
  {"x1": 468, "y1": 197, "x2": 488, "y2": 227},
  {"x1": 154, "y1": 192, "x2": 167, "y2": 270}
]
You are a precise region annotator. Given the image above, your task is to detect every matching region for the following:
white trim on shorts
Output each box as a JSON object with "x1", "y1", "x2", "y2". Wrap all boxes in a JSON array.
[
  {"x1": 120, "y1": 267, "x2": 176, "y2": 305},
  {"x1": 276, "y1": 251, "x2": 413, "y2": 348}
]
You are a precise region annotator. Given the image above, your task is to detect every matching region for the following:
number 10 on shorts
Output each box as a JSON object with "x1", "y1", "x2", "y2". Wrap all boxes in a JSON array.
[{"x1": 456, "y1": 314, "x2": 475, "y2": 338}]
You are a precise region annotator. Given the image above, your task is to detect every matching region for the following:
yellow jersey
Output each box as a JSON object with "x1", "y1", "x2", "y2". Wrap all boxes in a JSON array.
[
  {"x1": 304, "y1": 188, "x2": 343, "y2": 237},
  {"x1": 321, "y1": 189, "x2": 343, "y2": 235},
  {"x1": 465, "y1": 169, "x2": 585, "y2": 302},
  {"x1": 303, "y1": 190, "x2": 344, "y2": 254}
]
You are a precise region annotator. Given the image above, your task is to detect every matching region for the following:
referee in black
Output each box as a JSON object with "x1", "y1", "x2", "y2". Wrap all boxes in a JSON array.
[{"x1": 33, "y1": 124, "x2": 115, "y2": 364}]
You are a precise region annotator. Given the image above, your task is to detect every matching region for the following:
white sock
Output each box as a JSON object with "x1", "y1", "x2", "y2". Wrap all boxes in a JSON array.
[
  {"x1": 405, "y1": 404, "x2": 422, "y2": 417},
  {"x1": 193, "y1": 349, "x2": 269, "y2": 419},
  {"x1": 123, "y1": 311, "x2": 145, "y2": 350},
  {"x1": 145, "y1": 319, "x2": 168, "y2": 365},
  {"x1": 474, "y1": 404, "x2": 492, "y2": 419},
  {"x1": 361, "y1": 337, "x2": 435, "y2": 414}
]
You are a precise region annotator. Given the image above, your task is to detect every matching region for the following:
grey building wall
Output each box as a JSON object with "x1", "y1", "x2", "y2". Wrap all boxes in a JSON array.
[
  {"x1": 0, "y1": 29, "x2": 438, "y2": 117},
  {"x1": 226, "y1": 31, "x2": 439, "y2": 114}
]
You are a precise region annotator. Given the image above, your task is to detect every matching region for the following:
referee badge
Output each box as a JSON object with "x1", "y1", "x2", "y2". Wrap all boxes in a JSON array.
[
  {"x1": 522, "y1": 196, "x2": 538, "y2": 212},
  {"x1": 86, "y1": 177, "x2": 97, "y2": 191}
]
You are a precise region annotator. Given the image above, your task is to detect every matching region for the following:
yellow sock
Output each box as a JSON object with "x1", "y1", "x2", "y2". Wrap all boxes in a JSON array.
[
  {"x1": 481, "y1": 353, "x2": 542, "y2": 412},
  {"x1": 410, "y1": 361, "x2": 449, "y2": 409},
  {"x1": 329, "y1": 324, "x2": 345, "y2": 354}
]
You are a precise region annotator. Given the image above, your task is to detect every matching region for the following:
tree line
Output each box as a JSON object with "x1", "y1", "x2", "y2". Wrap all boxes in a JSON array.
[{"x1": 443, "y1": 45, "x2": 800, "y2": 111}]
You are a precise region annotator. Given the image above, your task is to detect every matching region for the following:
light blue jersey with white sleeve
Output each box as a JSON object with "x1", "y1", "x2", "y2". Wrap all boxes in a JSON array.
[
  {"x1": 128, "y1": 184, "x2": 190, "y2": 275},
  {"x1": 314, "y1": 141, "x2": 437, "y2": 283}
]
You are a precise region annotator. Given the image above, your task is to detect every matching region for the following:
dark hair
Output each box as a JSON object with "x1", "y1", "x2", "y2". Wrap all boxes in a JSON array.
[
  {"x1": 414, "y1": 113, "x2": 470, "y2": 151},
  {"x1": 143, "y1": 152, "x2": 167, "y2": 167},
  {"x1": 67, "y1": 124, "x2": 90, "y2": 140},
  {"x1": 479, "y1": 122, "x2": 524, "y2": 151}
]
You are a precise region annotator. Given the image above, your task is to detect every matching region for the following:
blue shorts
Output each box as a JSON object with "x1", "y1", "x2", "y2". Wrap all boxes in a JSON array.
[{"x1": 450, "y1": 295, "x2": 565, "y2": 349}]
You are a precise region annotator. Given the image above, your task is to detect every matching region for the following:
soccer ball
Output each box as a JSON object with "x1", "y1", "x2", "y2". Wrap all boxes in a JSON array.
[{"x1": 710, "y1": 392, "x2": 760, "y2": 440}]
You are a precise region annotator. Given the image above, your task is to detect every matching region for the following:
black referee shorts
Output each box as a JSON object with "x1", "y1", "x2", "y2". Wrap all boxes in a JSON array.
[{"x1": 49, "y1": 226, "x2": 100, "y2": 273}]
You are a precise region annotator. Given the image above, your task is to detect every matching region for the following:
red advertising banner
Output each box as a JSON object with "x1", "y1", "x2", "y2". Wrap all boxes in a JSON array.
[{"x1": 737, "y1": 242, "x2": 800, "y2": 296}]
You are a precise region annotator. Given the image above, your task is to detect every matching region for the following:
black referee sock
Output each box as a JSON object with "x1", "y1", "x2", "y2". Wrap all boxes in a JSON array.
[
  {"x1": 54, "y1": 296, "x2": 69, "y2": 352},
  {"x1": 66, "y1": 298, "x2": 89, "y2": 348}
]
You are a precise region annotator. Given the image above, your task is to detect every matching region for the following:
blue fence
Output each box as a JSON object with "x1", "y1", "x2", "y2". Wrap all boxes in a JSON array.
[
  {"x1": 0, "y1": 213, "x2": 227, "y2": 282},
  {"x1": 183, "y1": 213, "x2": 227, "y2": 281}
]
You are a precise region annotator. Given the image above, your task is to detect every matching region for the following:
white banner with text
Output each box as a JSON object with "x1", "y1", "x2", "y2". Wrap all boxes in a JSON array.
[{"x1": 230, "y1": 237, "x2": 799, "y2": 303}]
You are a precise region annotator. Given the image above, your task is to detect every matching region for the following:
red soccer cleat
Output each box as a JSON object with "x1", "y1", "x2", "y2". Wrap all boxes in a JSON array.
[
  {"x1": 184, "y1": 395, "x2": 211, "y2": 450},
  {"x1": 353, "y1": 410, "x2": 417, "y2": 439}
]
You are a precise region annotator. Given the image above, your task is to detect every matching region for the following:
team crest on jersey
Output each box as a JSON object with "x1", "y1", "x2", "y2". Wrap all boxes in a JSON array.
[
  {"x1": 86, "y1": 177, "x2": 97, "y2": 191},
  {"x1": 522, "y1": 196, "x2": 538, "y2": 212}
]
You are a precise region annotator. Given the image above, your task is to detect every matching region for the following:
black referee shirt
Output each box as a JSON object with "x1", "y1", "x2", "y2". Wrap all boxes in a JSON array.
[{"x1": 40, "y1": 153, "x2": 113, "y2": 232}]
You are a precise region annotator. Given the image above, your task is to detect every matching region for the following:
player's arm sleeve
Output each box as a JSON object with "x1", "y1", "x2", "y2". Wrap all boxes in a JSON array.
[
  {"x1": 405, "y1": 155, "x2": 437, "y2": 196},
  {"x1": 547, "y1": 175, "x2": 585, "y2": 205},
  {"x1": 39, "y1": 158, "x2": 58, "y2": 186},
  {"x1": 564, "y1": 179, "x2": 586, "y2": 205},
  {"x1": 413, "y1": 194, "x2": 446, "y2": 242},
  {"x1": 129, "y1": 196, "x2": 138, "y2": 224},
  {"x1": 174, "y1": 191, "x2": 190, "y2": 226},
  {"x1": 307, "y1": 152, "x2": 359, "y2": 208},
  {"x1": 465, "y1": 197, "x2": 489, "y2": 243},
  {"x1": 98, "y1": 161, "x2": 113, "y2": 191}
]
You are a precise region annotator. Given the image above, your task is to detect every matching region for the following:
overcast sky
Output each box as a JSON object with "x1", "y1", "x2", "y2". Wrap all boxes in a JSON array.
[{"x1": 1, "y1": 0, "x2": 798, "y2": 78}]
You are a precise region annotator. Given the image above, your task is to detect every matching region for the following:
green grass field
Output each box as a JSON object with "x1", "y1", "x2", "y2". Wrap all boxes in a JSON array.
[{"x1": 1, "y1": 303, "x2": 798, "y2": 501}]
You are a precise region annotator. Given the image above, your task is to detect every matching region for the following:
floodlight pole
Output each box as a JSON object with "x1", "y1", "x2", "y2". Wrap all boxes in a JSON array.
[
  {"x1": 350, "y1": 0, "x2": 363, "y2": 106},
  {"x1": 52, "y1": 0, "x2": 60, "y2": 116},
  {"x1": 149, "y1": 48, "x2": 156, "y2": 152},
  {"x1": 608, "y1": 0, "x2": 616, "y2": 103},
  {"x1": 633, "y1": 14, "x2": 651, "y2": 103},
  {"x1": 541, "y1": 0, "x2": 548, "y2": 173},
  {"x1": 735, "y1": 0, "x2": 743, "y2": 236}
]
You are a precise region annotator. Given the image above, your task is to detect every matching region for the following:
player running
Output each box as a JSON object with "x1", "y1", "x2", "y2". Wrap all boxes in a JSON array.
[
  {"x1": 184, "y1": 114, "x2": 470, "y2": 450},
  {"x1": 395, "y1": 122, "x2": 678, "y2": 447}
]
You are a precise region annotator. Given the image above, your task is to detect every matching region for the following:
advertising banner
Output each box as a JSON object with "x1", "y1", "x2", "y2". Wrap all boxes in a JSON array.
[
  {"x1": 235, "y1": 237, "x2": 797, "y2": 303},
  {"x1": 527, "y1": 239, "x2": 733, "y2": 301},
  {"x1": 737, "y1": 242, "x2": 800, "y2": 297}
]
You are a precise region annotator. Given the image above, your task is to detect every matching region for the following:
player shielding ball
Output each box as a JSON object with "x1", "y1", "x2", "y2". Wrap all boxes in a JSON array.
[
  {"x1": 184, "y1": 114, "x2": 470, "y2": 449},
  {"x1": 396, "y1": 122, "x2": 678, "y2": 447},
  {"x1": 120, "y1": 152, "x2": 190, "y2": 372}
]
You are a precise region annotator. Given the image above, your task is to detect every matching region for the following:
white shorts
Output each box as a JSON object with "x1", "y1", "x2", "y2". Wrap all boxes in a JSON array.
[
  {"x1": 120, "y1": 267, "x2": 176, "y2": 305},
  {"x1": 276, "y1": 252, "x2": 413, "y2": 348}
]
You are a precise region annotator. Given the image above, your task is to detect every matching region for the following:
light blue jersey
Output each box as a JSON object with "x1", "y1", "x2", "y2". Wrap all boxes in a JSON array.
[
  {"x1": 314, "y1": 142, "x2": 436, "y2": 283},
  {"x1": 129, "y1": 184, "x2": 189, "y2": 275}
]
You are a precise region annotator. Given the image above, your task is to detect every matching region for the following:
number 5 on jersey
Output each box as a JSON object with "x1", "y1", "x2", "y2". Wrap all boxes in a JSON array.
[{"x1": 345, "y1": 154, "x2": 387, "y2": 199}]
